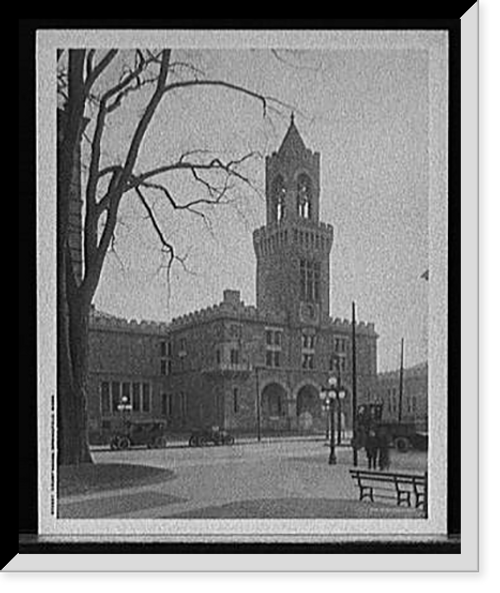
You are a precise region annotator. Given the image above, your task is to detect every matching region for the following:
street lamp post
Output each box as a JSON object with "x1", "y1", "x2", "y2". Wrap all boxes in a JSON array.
[
  {"x1": 320, "y1": 376, "x2": 346, "y2": 465},
  {"x1": 117, "y1": 395, "x2": 132, "y2": 425}
]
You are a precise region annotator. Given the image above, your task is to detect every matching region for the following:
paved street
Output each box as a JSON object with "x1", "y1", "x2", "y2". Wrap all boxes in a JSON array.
[{"x1": 58, "y1": 438, "x2": 427, "y2": 519}]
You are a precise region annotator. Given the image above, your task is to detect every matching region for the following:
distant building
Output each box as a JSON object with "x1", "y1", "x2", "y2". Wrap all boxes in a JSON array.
[
  {"x1": 375, "y1": 362, "x2": 428, "y2": 432},
  {"x1": 87, "y1": 117, "x2": 379, "y2": 443}
]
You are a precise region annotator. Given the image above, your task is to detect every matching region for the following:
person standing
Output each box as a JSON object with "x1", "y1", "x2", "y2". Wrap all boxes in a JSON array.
[
  {"x1": 365, "y1": 428, "x2": 379, "y2": 470},
  {"x1": 378, "y1": 426, "x2": 391, "y2": 471}
]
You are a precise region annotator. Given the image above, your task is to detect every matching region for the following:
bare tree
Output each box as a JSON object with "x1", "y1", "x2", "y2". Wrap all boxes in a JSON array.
[{"x1": 57, "y1": 48, "x2": 284, "y2": 465}]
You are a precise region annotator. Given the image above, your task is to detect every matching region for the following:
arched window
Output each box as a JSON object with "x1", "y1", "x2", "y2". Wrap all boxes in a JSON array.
[
  {"x1": 297, "y1": 173, "x2": 312, "y2": 218},
  {"x1": 271, "y1": 175, "x2": 286, "y2": 222}
]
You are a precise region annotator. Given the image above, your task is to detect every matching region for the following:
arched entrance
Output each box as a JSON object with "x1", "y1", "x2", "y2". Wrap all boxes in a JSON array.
[
  {"x1": 296, "y1": 384, "x2": 322, "y2": 432},
  {"x1": 261, "y1": 383, "x2": 288, "y2": 432}
]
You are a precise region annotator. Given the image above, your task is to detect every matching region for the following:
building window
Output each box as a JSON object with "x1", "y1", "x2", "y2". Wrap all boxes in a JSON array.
[
  {"x1": 160, "y1": 341, "x2": 167, "y2": 357},
  {"x1": 122, "y1": 382, "x2": 130, "y2": 404},
  {"x1": 334, "y1": 336, "x2": 348, "y2": 353},
  {"x1": 178, "y1": 338, "x2": 187, "y2": 357},
  {"x1": 230, "y1": 349, "x2": 240, "y2": 365},
  {"x1": 179, "y1": 392, "x2": 187, "y2": 419},
  {"x1": 329, "y1": 355, "x2": 346, "y2": 373},
  {"x1": 233, "y1": 387, "x2": 239, "y2": 414},
  {"x1": 300, "y1": 259, "x2": 320, "y2": 302},
  {"x1": 302, "y1": 353, "x2": 314, "y2": 369},
  {"x1": 302, "y1": 334, "x2": 315, "y2": 349},
  {"x1": 132, "y1": 383, "x2": 141, "y2": 411},
  {"x1": 297, "y1": 173, "x2": 312, "y2": 219},
  {"x1": 272, "y1": 174, "x2": 286, "y2": 222},
  {"x1": 111, "y1": 382, "x2": 120, "y2": 412},
  {"x1": 100, "y1": 382, "x2": 111, "y2": 414},
  {"x1": 216, "y1": 349, "x2": 221, "y2": 364},
  {"x1": 266, "y1": 350, "x2": 281, "y2": 368},
  {"x1": 163, "y1": 393, "x2": 173, "y2": 417},
  {"x1": 160, "y1": 359, "x2": 167, "y2": 375},
  {"x1": 142, "y1": 383, "x2": 151, "y2": 412},
  {"x1": 265, "y1": 328, "x2": 282, "y2": 367}
]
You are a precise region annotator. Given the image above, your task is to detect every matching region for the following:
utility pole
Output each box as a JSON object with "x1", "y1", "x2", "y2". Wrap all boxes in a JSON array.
[
  {"x1": 398, "y1": 338, "x2": 404, "y2": 424},
  {"x1": 352, "y1": 301, "x2": 358, "y2": 467},
  {"x1": 336, "y1": 356, "x2": 342, "y2": 445},
  {"x1": 255, "y1": 366, "x2": 261, "y2": 442}
]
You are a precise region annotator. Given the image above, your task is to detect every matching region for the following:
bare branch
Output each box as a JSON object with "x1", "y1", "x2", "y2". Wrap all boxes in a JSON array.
[
  {"x1": 162, "y1": 79, "x2": 275, "y2": 118},
  {"x1": 135, "y1": 180, "x2": 218, "y2": 219},
  {"x1": 130, "y1": 151, "x2": 261, "y2": 190},
  {"x1": 83, "y1": 50, "x2": 118, "y2": 94}
]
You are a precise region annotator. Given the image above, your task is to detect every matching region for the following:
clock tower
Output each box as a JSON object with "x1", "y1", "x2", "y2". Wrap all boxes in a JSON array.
[{"x1": 253, "y1": 115, "x2": 333, "y2": 326}]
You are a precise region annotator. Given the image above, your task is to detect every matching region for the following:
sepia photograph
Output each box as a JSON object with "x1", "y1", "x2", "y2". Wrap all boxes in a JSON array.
[{"x1": 33, "y1": 25, "x2": 458, "y2": 551}]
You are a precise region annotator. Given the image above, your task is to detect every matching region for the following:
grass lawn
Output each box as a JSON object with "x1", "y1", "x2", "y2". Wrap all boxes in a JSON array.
[
  {"x1": 58, "y1": 463, "x2": 175, "y2": 497},
  {"x1": 166, "y1": 497, "x2": 426, "y2": 519}
]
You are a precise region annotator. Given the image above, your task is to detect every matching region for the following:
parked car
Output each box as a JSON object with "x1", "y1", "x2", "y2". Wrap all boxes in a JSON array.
[
  {"x1": 188, "y1": 426, "x2": 235, "y2": 447},
  {"x1": 110, "y1": 420, "x2": 168, "y2": 450}
]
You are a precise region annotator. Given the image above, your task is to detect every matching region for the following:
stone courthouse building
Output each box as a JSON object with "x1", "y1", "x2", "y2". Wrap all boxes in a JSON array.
[{"x1": 88, "y1": 117, "x2": 379, "y2": 443}]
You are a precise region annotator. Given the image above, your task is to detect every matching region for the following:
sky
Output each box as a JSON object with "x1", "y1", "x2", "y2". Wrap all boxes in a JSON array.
[{"x1": 88, "y1": 46, "x2": 431, "y2": 372}]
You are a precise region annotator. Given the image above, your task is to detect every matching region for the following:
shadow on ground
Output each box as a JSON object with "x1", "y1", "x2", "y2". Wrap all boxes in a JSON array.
[
  {"x1": 58, "y1": 463, "x2": 176, "y2": 497},
  {"x1": 163, "y1": 497, "x2": 426, "y2": 519}
]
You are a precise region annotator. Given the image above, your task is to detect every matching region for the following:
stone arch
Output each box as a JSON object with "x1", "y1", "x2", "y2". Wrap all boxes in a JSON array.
[
  {"x1": 296, "y1": 384, "x2": 322, "y2": 417},
  {"x1": 261, "y1": 382, "x2": 288, "y2": 418},
  {"x1": 271, "y1": 174, "x2": 286, "y2": 222},
  {"x1": 293, "y1": 380, "x2": 324, "y2": 433},
  {"x1": 296, "y1": 171, "x2": 313, "y2": 219}
]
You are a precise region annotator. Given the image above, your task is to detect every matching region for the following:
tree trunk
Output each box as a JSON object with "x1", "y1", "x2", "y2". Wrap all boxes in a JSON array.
[
  {"x1": 57, "y1": 49, "x2": 92, "y2": 466},
  {"x1": 57, "y1": 285, "x2": 93, "y2": 466}
]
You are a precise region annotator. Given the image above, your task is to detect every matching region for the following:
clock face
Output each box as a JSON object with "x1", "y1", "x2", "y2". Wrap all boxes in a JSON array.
[{"x1": 299, "y1": 302, "x2": 319, "y2": 324}]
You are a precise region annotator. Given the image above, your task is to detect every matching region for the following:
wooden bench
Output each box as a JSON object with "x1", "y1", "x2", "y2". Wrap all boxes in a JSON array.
[{"x1": 349, "y1": 469, "x2": 427, "y2": 511}]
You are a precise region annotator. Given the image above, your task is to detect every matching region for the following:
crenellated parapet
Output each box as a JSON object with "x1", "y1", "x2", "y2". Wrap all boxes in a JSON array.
[
  {"x1": 90, "y1": 307, "x2": 169, "y2": 335},
  {"x1": 328, "y1": 316, "x2": 377, "y2": 336},
  {"x1": 169, "y1": 290, "x2": 287, "y2": 330}
]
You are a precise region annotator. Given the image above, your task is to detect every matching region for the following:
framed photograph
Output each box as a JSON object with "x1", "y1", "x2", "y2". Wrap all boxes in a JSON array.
[{"x1": 14, "y1": 12, "x2": 477, "y2": 570}]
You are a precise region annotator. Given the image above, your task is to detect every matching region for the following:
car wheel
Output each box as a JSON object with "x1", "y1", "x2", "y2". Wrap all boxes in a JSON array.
[
  {"x1": 117, "y1": 436, "x2": 131, "y2": 450},
  {"x1": 189, "y1": 435, "x2": 198, "y2": 447},
  {"x1": 225, "y1": 436, "x2": 235, "y2": 446},
  {"x1": 154, "y1": 436, "x2": 167, "y2": 448},
  {"x1": 395, "y1": 437, "x2": 409, "y2": 453}
]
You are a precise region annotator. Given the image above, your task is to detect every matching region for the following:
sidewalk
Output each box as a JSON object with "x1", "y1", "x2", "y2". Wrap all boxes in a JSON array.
[{"x1": 58, "y1": 444, "x2": 426, "y2": 520}]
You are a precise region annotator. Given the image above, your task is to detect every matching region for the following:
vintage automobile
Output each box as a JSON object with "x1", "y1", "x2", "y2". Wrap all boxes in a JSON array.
[
  {"x1": 110, "y1": 420, "x2": 168, "y2": 450},
  {"x1": 188, "y1": 426, "x2": 235, "y2": 447},
  {"x1": 354, "y1": 403, "x2": 428, "y2": 452}
]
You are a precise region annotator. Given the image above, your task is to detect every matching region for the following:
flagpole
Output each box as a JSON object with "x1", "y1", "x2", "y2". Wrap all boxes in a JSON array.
[
  {"x1": 352, "y1": 301, "x2": 358, "y2": 467},
  {"x1": 398, "y1": 338, "x2": 404, "y2": 424}
]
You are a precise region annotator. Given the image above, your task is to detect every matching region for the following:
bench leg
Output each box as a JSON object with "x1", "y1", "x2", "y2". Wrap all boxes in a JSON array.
[
  {"x1": 360, "y1": 486, "x2": 374, "y2": 502},
  {"x1": 397, "y1": 491, "x2": 412, "y2": 507}
]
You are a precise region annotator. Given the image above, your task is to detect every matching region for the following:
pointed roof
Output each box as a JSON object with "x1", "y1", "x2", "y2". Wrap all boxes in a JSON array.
[{"x1": 277, "y1": 113, "x2": 308, "y2": 156}]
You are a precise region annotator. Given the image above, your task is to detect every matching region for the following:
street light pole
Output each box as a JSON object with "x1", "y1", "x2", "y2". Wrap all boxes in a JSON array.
[
  {"x1": 328, "y1": 398, "x2": 336, "y2": 465},
  {"x1": 321, "y1": 376, "x2": 346, "y2": 465},
  {"x1": 255, "y1": 366, "x2": 261, "y2": 443},
  {"x1": 336, "y1": 356, "x2": 342, "y2": 446}
]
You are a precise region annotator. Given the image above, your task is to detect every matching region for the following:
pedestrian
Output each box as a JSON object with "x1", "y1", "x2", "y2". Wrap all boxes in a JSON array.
[
  {"x1": 378, "y1": 427, "x2": 391, "y2": 471},
  {"x1": 365, "y1": 429, "x2": 379, "y2": 470}
]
